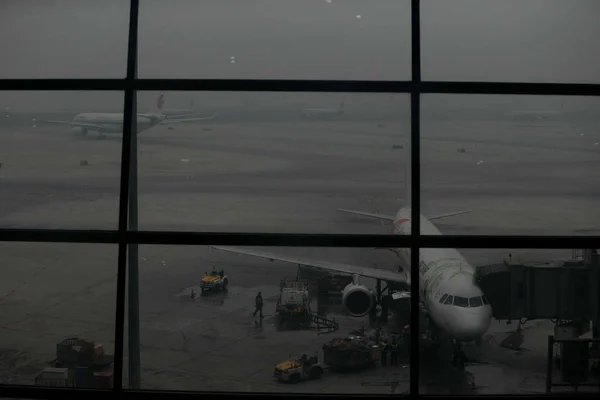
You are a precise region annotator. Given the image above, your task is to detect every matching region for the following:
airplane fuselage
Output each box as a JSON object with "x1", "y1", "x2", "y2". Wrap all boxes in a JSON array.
[
  {"x1": 71, "y1": 113, "x2": 163, "y2": 134},
  {"x1": 391, "y1": 207, "x2": 492, "y2": 343}
]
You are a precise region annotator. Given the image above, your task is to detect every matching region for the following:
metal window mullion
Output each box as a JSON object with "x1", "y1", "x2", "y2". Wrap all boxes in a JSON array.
[
  {"x1": 2, "y1": 79, "x2": 600, "y2": 96},
  {"x1": 409, "y1": 0, "x2": 422, "y2": 396},
  {"x1": 113, "y1": 0, "x2": 140, "y2": 393},
  {"x1": 2, "y1": 229, "x2": 600, "y2": 248}
]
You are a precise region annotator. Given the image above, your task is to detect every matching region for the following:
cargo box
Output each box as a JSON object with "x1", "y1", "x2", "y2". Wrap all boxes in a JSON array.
[
  {"x1": 35, "y1": 367, "x2": 73, "y2": 387},
  {"x1": 93, "y1": 371, "x2": 114, "y2": 389},
  {"x1": 74, "y1": 366, "x2": 94, "y2": 388}
]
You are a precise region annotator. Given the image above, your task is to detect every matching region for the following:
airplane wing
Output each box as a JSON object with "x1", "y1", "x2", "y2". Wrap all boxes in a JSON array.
[
  {"x1": 160, "y1": 115, "x2": 216, "y2": 124},
  {"x1": 338, "y1": 209, "x2": 395, "y2": 221},
  {"x1": 339, "y1": 208, "x2": 471, "y2": 222},
  {"x1": 210, "y1": 246, "x2": 409, "y2": 285},
  {"x1": 43, "y1": 119, "x2": 72, "y2": 125},
  {"x1": 426, "y1": 210, "x2": 471, "y2": 221}
]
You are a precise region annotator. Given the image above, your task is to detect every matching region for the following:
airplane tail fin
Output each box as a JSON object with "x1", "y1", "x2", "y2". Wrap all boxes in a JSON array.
[
  {"x1": 338, "y1": 96, "x2": 346, "y2": 111},
  {"x1": 156, "y1": 93, "x2": 165, "y2": 111}
]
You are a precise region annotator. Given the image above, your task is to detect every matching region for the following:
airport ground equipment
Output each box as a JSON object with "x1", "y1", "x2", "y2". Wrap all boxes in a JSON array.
[
  {"x1": 546, "y1": 333, "x2": 600, "y2": 393},
  {"x1": 322, "y1": 336, "x2": 380, "y2": 370},
  {"x1": 39, "y1": 338, "x2": 114, "y2": 388},
  {"x1": 35, "y1": 368, "x2": 72, "y2": 387},
  {"x1": 275, "y1": 278, "x2": 340, "y2": 334},
  {"x1": 276, "y1": 279, "x2": 312, "y2": 329},
  {"x1": 54, "y1": 338, "x2": 113, "y2": 370},
  {"x1": 200, "y1": 268, "x2": 228, "y2": 293},
  {"x1": 273, "y1": 353, "x2": 324, "y2": 383}
]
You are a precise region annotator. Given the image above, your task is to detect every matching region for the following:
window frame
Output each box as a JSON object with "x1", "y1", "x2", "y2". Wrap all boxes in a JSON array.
[{"x1": 1, "y1": 0, "x2": 600, "y2": 398}]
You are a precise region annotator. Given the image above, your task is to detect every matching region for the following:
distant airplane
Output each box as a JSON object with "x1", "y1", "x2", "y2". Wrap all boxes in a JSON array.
[
  {"x1": 151, "y1": 94, "x2": 199, "y2": 118},
  {"x1": 301, "y1": 96, "x2": 346, "y2": 118},
  {"x1": 211, "y1": 146, "x2": 492, "y2": 369},
  {"x1": 42, "y1": 95, "x2": 216, "y2": 139}
]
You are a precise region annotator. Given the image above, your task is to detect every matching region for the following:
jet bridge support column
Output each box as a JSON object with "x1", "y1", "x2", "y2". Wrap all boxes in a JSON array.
[{"x1": 587, "y1": 249, "x2": 600, "y2": 340}]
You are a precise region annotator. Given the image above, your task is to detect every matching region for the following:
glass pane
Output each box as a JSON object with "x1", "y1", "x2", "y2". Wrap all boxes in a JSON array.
[
  {"x1": 453, "y1": 296, "x2": 468, "y2": 308},
  {"x1": 135, "y1": 91, "x2": 409, "y2": 234},
  {"x1": 469, "y1": 296, "x2": 483, "y2": 308},
  {"x1": 0, "y1": 0, "x2": 129, "y2": 78},
  {"x1": 420, "y1": 246, "x2": 596, "y2": 395},
  {"x1": 422, "y1": 0, "x2": 600, "y2": 83},
  {"x1": 124, "y1": 245, "x2": 413, "y2": 394},
  {"x1": 0, "y1": 242, "x2": 118, "y2": 389},
  {"x1": 422, "y1": 94, "x2": 600, "y2": 236},
  {"x1": 138, "y1": 0, "x2": 411, "y2": 80},
  {"x1": 0, "y1": 91, "x2": 125, "y2": 229}
]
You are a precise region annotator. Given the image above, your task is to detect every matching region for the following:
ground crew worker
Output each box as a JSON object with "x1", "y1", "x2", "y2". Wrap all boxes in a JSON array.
[
  {"x1": 380, "y1": 340, "x2": 389, "y2": 366},
  {"x1": 253, "y1": 291, "x2": 264, "y2": 319},
  {"x1": 390, "y1": 338, "x2": 399, "y2": 366}
]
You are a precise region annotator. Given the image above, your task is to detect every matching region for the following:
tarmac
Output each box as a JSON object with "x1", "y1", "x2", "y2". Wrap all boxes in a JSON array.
[{"x1": 0, "y1": 108, "x2": 599, "y2": 394}]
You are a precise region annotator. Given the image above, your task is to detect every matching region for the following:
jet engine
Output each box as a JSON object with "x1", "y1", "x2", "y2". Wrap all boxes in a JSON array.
[
  {"x1": 341, "y1": 282, "x2": 375, "y2": 317},
  {"x1": 72, "y1": 126, "x2": 87, "y2": 136}
]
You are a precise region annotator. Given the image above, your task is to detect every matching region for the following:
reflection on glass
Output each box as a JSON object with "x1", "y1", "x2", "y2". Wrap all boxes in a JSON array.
[
  {"x1": 420, "y1": 247, "x2": 597, "y2": 395},
  {"x1": 0, "y1": 242, "x2": 117, "y2": 388},
  {"x1": 0, "y1": 91, "x2": 124, "y2": 229},
  {"x1": 0, "y1": 0, "x2": 128, "y2": 78},
  {"x1": 422, "y1": 0, "x2": 600, "y2": 83},
  {"x1": 422, "y1": 94, "x2": 600, "y2": 236},
  {"x1": 138, "y1": 0, "x2": 411, "y2": 80},
  {"x1": 130, "y1": 245, "x2": 412, "y2": 393},
  {"x1": 136, "y1": 92, "x2": 409, "y2": 234}
]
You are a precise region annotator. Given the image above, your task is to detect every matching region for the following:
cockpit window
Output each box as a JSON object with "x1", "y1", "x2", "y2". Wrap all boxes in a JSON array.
[
  {"x1": 469, "y1": 296, "x2": 483, "y2": 308},
  {"x1": 453, "y1": 296, "x2": 469, "y2": 307},
  {"x1": 482, "y1": 295, "x2": 490, "y2": 305},
  {"x1": 443, "y1": 295, "x2": 453, "y2": 305},
  {"x1": 439, "y1": 294, "x2": 448, "y2": 304}
]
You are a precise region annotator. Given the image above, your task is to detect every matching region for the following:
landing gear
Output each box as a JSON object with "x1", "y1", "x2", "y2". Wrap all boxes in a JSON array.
[{"x1": 452, "y1": 340, "x2": 467, "y2": 371}]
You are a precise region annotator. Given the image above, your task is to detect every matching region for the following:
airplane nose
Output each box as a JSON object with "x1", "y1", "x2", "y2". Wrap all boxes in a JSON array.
[{"x1": 452, "y1": 308, "x2": 492, "y2": 342}]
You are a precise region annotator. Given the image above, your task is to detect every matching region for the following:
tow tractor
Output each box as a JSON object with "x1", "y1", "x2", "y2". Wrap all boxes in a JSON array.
[
  {"x1": 273, "y1": 353, "x2": 324, "y2": 383},
  {"x1": 200, "y1": 267, "x2": 228, "y2": 294}
]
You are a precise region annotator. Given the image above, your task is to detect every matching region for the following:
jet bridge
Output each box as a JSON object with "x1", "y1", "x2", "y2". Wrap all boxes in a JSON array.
[{"x1": 475, "y1": 249, "x2": 599, "y2": 322}]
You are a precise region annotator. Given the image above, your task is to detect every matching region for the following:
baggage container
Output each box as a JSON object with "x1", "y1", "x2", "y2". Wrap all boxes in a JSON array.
[
  {"x1": 35, "y1": 367, "x2": 72, "y2": 387},
  {"x1": 74, "y1": 366, "x2": 94, "y2": 387},
  {"x1": 93, "y1": 371, "x2": 114, "y2": 389}
]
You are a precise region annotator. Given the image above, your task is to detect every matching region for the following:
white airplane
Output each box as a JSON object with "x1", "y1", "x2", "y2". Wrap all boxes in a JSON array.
[
  {"x1": 152, "y1": 94, "x2": 199, "y2": 119},
  {"x1": 42, "y1": 99, "x2": 216, "y2": 139},
  {"x1": 301, "y1": 96, "x2": 346, "y2": 118},
  {"x1": 210, "y1": 150, "x2": 492, "y2": 366}
]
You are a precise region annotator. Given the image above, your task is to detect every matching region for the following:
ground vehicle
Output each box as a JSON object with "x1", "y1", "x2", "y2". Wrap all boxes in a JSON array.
[
  {"x1": 273, "y1": 353, "x2": 324, "y2": 383},
  {"x1": 200, "y1": 268, "x2": 228, "y2": 293},
  {"x1": 322, "y1": 336, "x2": 380, "y2": 370},
  {"x1": 275, "y1": 279, "x2": 312, "y2": 329}
]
